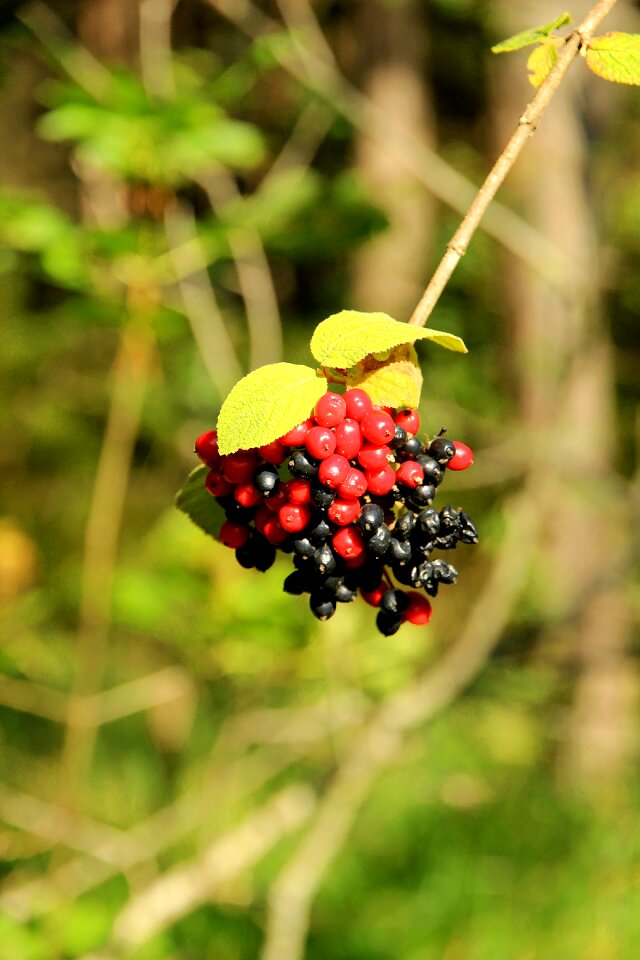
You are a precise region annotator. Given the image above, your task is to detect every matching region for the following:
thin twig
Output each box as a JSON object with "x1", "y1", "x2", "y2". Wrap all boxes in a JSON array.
[{"x1": 408, "y1": 0, "x2": 621, "y2": 327}]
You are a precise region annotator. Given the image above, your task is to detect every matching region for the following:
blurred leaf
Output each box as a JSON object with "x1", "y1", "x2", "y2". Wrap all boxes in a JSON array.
[
  {"x1": 346, "y1": 344, "x2": 423, "y2": 408},
  {"x1": 491, "y1": 12, "x2": 571, "y2": 53},
  {"x1": 527, "y1": 43, "x2": 559, "y2": 88},
  {"x1": 217, "y1": 362, "x2": 326, "y2": 454},
  {"x1": 586, "y1": 33, "x2": 640, "y2": 85},
  {"x1": 175, "y1": 464, "x2": 225, "y2": 538}
]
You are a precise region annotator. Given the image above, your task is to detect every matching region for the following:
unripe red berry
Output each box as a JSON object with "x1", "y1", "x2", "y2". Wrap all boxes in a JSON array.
[
  {"x1": 365, "y1": 464, "x2": 396, "y2": 496},
  {"x1": 314, "y1": 391, "x2": 347, "y2": 427},
  {"x1": 328, "y1": 498, "x2": 361, "y2": 526},
  {"x1": 205, "y1": 469, "x2": 232, "y2": 497},
  {"x1": 448, "y1": 441, "x2": 474, "y2": 471},
  {"x1": 395, "y1": 409, "x2": 420, "y2": 435},
  {"x1": 195, "y1": 429, "x2": 220, "y2": 467},
  {"x1": 234, "y1": 482, "x2": 262, "y2": 507},
  {"x1": 395, "y1": 461, "x2": 424, "y2": 489},
  {"x1": 259, "y1": 439, "x2": 288, "y2": 464},
  {"x1": 360, "y1": 583, "x2": 385, "y2": 607},
  {"x1": 403, "y1": 592, "x2": 432, "y2": 625},
  {"x1": 265, "y1": 488, "x2": 289, "y2": 513},
  {"x1": 285, "y1": 478, "x2": 313, "y2": 505},
  {"x1": 338, "y1": 467, "x2": 367, "y2": 500},
  {"x1": 280, "y1": 418, "x2": 313, "y2": 446},
  {"x1": 361, "y1": 410, "x2": 396, "y2": 445},
  {"x1": 279, "y1": 503, "x2": 312, "y2": 533},
  {"x1": 318, "y1": 454, "x2": 350, "y2": 488},
  {"x1": 221, "y1": 451, "x2": 257, "y2": 484},
  {"x1": 332, "y1": 525, "x2": 365, "y2": 559},
  {"x1": 305, "y1": 426, "x2": 336, "y2": 460},
  {"x1": 219, "y1": 521, "x2": 251, "y2": 549},
  {"x1": 263, "y1": 515, "x2": 289, "y2": 545},
  {"x1": 254, "y1": 504, "x2": 272, "y2": 533},
  {"x1": 334, "y1": 419, "x2": 362, "y2": 460},
  {"x1": 357, "y1": 444, "x2": 391, "y2": 471},
  {"x1": 344, "y1": 388, "x2": 373, "y2": 421},
  {"x1": 343, "y1": 552, "x2": 366, "y2": 569}
]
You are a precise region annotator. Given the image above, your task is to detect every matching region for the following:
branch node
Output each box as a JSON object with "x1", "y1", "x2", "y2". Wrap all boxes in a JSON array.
[
  {"x1": 518, "y1": 114, "x2": 536, "y2": 130},
  {"x1": 447, "y1": 240, "x2": 466, "y2": 258}
]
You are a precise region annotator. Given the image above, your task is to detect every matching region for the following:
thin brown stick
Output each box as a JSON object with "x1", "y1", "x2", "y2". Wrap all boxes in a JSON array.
[{"x1": 408, "y1": 0, "x2": 621, "y2": 327}]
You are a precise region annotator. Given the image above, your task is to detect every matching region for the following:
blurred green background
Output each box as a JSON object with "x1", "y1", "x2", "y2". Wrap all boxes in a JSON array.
[{"x1": 1, "y1": 1, "x2": 639, "y2": 958}]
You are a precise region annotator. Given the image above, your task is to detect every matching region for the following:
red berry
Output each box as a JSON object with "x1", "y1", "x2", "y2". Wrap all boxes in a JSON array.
[
  {"x1": 343, "y1": 553, "x2": 366, "y2": 568},
  {"x1": 395, "y1": 461, "x2": 424, "y2": 489},
  {"x1": 361, "y1": 411, "x2": 395, "y2": 445},
  {"x1": 285, "y1": 478, "x2": 313, "y2": 505},
  {"x1": 403, "y1": 592, "x2": 432, "y2": 625},
  {"x1": 195, "y1": 429, "x2": 220, "y2": 467},
  {"x1": 205, "y1": 469, "x2": 232, "y2": 497},
  {"x1": 280, "y1": 419, "x2": 313, "y2": 446},
  {"x1": 365, "y1": 464, "x2": 396, "y2": 496},
  {"x1": 332, "y1": 525, "x2": 365, "y2": 559},
  {"x1": 395, "y1": 409, "x2": 420, "y2": 435},
  {"x1": 448, "y1": 441, "x2": 474, "y2": 471},
  {"x1": 254, "y1": 504, "x2": 272, "y2": 533},
  {"x1": 219, "y1": 521, "x2": 251, "y2": 549},
  {"x1": 305, "y1": 426, "x2": 336, "y2": 460},
  {"x1": 259, "y1": 439, "x2": 288, "y2": 464},
  {"x1": 344, "y1": 388, "x2": 373, "y2": 421},
  {"x1": 357, "y1": 444, "x2": 391, "y2": 471},
  {"x1": 265, "y1": 488, "x2": 289, "y2": 513},
  {"x1": 263, "y1": 515, "x2": 289, "y2": 545},
  {"x1": 221, "y1": 451, "x2": 257, "y2": 484},
  {"x1": 314, "y1": 392, "x2": 347, "y2": 428},
  {"x1": 328, "y1": 498, "x2": 361, "y2": 526},
  {"x1": 334, "y1": 419, "x2": 362, "y2": 460},
  {"x1": 234, "y1": 482, "x2": 261, "y2": 507},
  {"x1": 318, "y1": 454, "x2": 350, "y2": 488},
  {"x1": 279, "y1": 503, "x2": 312, "y2": 533},
  {"x1": 338, "y1": 467, "x2": 367, "y2": 500},
  {"x1": 360, "y1": 582, "x2": 385, "y2": 607}
]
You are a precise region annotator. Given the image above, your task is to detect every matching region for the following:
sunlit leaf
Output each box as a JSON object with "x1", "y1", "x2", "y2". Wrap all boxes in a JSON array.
[
  {"x1": 491, "y1": 12, "x2": 571, "y2": 53},
  {"x1": 527, "y1": 43, "x2": 559, "y2": 88},
  {"x1": 585, "y1": 33, "x2": 640, "y2": 85},
  {"x1": 346, "y1": 344, "x2": 423, "y2": 409}
]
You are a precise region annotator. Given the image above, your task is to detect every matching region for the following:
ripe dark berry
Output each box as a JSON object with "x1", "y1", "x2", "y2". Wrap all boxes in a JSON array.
[
  {"x1": 285, "y1": 478, "x2": 312, "y2": 505},
  {"x1": 258, "y1": 440, "x2": 288, "y2": 465},
  {"x1": 253, "y1": 536, "x2": 277, "y2": 572},
  {"x1": 195, "y1": 429, "x2": 220, "y2": 467},
  {"x1": 390, "y1": 424, "x2": 407, "y2": 449},
  {"x1": 428, "y1": 436, "x2": 455, "y2": 463},
  {"x1": 313, "y1": 543, "x2": 337, "y2": 575},
  {"x1": 376, "y1": 609, "x2": 402, "y2": 636},
  {"x1": 459, "y1": 512, "x2": 479, "y2": 544},
  {"x1": 418, "y1": 507, "x2": 440, "y2": 537},
  {"x1": 408, "y1": 484, "x2": 436, "y2": 508},
  {"x1": 440, "y1": 504, "x2": 461, "y2": 531},
  {"x1": 334, "y1": 419, "x2": 362, "y2": 460},
  {"x1": 328, "y1": 498, "x2": 361, "y2": 527},
  {"x1": 332, "y1": 525, "x2": 365, "y2": 559},
  {"x1": 293, "y1": 536, "x2": 315, "y2": 557},
  {"x1": 388, "y1": 538, "x2": 412, "y2": 565},
  {"x1": 403, "y1": 592, "x2": 432, "y2": 625},
  {"x1": 205, "y1": 469, "x2": 232, "y2": 498},
  {"x1": 361, "y1": 410, "x2": 396, "y2": 446},
  {"x1": 221, "y1": 451, "x2": 258, "y2": 484},
  {"x1": 310, "y1": 480, "x2": 336, "y2": 509},
  {"x1": 305, "y1": 426, "x2": 336, "y2": 460},
  {"x1": 283, "y1": 570, "x2": 309, "y2": 595},
  {"x1": 365, "y1": 465, "x2": 397, "y2": 496},
  {"x1": 318, "y1": 454, "x2": 350, "y2": 489},
  {"x1": 380, "y1": 588, "x2": 410, "y2": 616},
  {"x1": 448, "y1": 441, "x2": 474, "y2": 471},
  {"x1": 334, "y1": 582, "x2": 357, "y2": 603},
  {"x1": 367, "y1": 524, "x2": 391, "y2": 558},
  {"x1": 338, "y1": 467, "x2": 367, "y2": 500},
  {"x1": 310, "y1": 592, "x2": 336, "y2": 621},
  {"x1": 432, "y1": 559, "x2": 458, "y2": 583},
  {"x1": 397, "y1": 436, "x2": 423, "y2": 461},
  {"x1": 314, "y1": 391, "x2": 347, "y2": 427},
  {"x1": 357, "y1": 503, "x2": 384, "y2": 535},
  {"x1": 254, "y1": 466, "x2": 280, "y2": 496},
  {"x1": 234, "y1": 482, "x2": 262, "y2": 508},
  {"x1": 396, "y1": 461, "x2": 424, "y2": 489},
  {"x1": 357, "y1": 444, "x2": 391, "y2": 471},
  {"x1": 395, "y1": 409, "x2": 420, "y2": 435},
  {"x1": 344, "y1": 388, "x2": 373, "y2": 421},
  {"x1": 308, "y1": 516, "x2": 332, "y2": 543},
  {"x1": 279, "y1": 503, "x2": 312, "y2": 534},
  {"x1": 219, "y1": 521, "x2": 251, "y2": 549},
  {"x1": 288, "y1": 450, "x2": 319, "y2": 479},
  {"x1": 280, "y1": 419, "x2": 313, "y2": 446},
  {"x1": 394, "y1": 511, "x2": 417, "y2": 540},
  {"x1": 416, "y1": 455, "x2": 444, "y2": 485}
]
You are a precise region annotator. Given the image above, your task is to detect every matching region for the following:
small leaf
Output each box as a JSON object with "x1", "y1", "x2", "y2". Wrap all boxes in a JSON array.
[
  {"x1": 310, "y1": 310, "x2": 466, "y2": 369},
  {"x1": 346, "y1": 344, "x2": 423, "y2": 409},
  {"x1": 585, "y1": 33, "x2": 640, "y2": 86},
  {"x1": 217, "y1": 362, "x2": 326, "y2": 455},
  {"x1": 527, "y1": 43, "x2": 559, "y2": 88},
  {"x1": 176, "y1": 465, "x2": 225, "y2": 539},
  {"x1": 491, "y1": 12, "x2": 571, "y2": 54}
]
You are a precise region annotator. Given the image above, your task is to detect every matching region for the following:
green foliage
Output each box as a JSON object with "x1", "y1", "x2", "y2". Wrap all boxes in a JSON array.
[
  {"x1": 216, "y1": 362, "x2": 327, "y2": 454},
  {"x1": 585, "y1": 33, "x2": 640, "y2": 86},
  {"x1": 175, "y1": 465, "x2": 225, "y2": 539},
  {"x1": 527, "y1": 43, "x2": 559, "y2": 88},
  {"x1": 346, "y1": 344, "x2": 423, "y2": 408},
  {"x1": 491, "y1": 12, "x2": 571, "y2": 54}
]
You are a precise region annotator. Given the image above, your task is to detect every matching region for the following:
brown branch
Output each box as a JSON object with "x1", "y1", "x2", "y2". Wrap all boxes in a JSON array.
[{"x1": 408, "y1": 0, "x2": 621, "y2": 327}]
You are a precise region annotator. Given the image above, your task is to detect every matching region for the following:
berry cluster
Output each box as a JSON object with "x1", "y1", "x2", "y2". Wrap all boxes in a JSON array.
[{"x1": 195, "y1": 389, "x2": 478, "y2": 636}]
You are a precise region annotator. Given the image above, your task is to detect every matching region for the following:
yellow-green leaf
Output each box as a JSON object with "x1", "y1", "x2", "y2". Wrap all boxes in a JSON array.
[
  {"x1": 491, "y1": 12, "x2": 571, "y2": 54},
  {"x1": 217, "y1": 362, "x2": 326, "y2": 455},
  {"x1": 346, "y1": 344, "x2": 423, "y2": 409},
  {"x1": 310, "y1": 310, "x2": 467, "y2": 369},
  {"x1": 586, "y1": 33, "x2": 640, "y2": 86},
  {"x1": 176, "y1": 465, "x2": 225, "y2": 539},
  {"x1": 527, "y1": 43, "x2": 559, "y2": 88}
]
